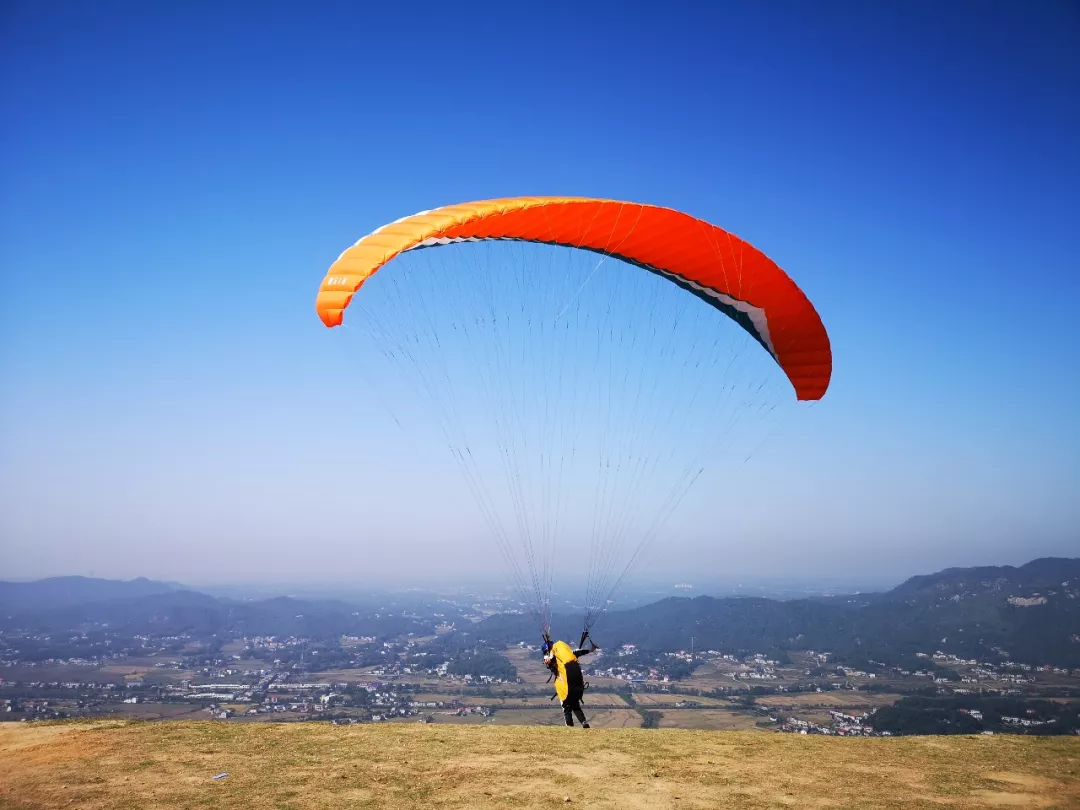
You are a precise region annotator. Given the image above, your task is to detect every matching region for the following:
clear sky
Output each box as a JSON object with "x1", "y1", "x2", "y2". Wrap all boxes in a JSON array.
[{"x1": 1, "y1": 1, "x2": 1077, "y2": 589}]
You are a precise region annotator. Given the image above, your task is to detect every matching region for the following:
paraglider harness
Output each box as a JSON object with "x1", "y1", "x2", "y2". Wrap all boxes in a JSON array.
[{"x1": 544, "y1": 630, "x2": 598, "y2": 702}]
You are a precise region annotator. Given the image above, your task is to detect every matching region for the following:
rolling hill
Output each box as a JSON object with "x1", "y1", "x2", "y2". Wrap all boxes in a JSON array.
[
  {"x1": 0, "y1": 721, "x2": 1076, "y2": 810},
  {"x1": 0, "y1": 587, "x2": 434, "y2": 641},
  {"x1": 0, "y1": 576, "x2": 183, "y2": 612},
  {"x1": 481, "y1": 557, "x2": 1080, "y2": 668}
]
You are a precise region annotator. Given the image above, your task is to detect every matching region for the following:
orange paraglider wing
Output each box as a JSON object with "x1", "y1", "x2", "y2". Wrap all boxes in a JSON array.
[{"x1": 316, "y1": 197, "x2": 831, "y2": 400}]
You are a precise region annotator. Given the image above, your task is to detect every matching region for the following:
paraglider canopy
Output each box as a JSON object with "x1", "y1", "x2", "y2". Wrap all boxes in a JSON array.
[{"x1": 317, "y1": 197, "x2": 831, "y2": 400}]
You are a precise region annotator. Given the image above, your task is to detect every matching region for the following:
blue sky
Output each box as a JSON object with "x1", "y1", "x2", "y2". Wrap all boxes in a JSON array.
[{"x1": 1, "y1": 1, "x2": 1077, "y2": 587}]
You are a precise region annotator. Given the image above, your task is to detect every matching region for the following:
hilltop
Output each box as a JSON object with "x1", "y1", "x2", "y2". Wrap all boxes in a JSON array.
[
  {"x1": 889, "y1": 558, "x2": 1080, "y2": 600},
  {"x1": 1, "y1": 721, "x2": 1077, "y2": 809}
]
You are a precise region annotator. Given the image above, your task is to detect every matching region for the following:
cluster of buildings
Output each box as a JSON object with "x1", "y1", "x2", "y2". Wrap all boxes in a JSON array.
[
  {"x1": 703, "y1": 652, "x2": 781, "y2": 682},
  {"x1": 726, "y1": 667, "x2": 778, "y2": 681},
  {"x1": 0, "y1": 657, "x2": 100, "y2": 670},
  {"x1": 892, "y1": 651, "x2": 1080, "y2": 685},
  {"x1": 776, "y1": 710, "x2": 880, "y2": 737},
  {"x1": 999, "y1": 714, "x2": 1058, "y2": 729},
  {"x1": 2, "y1": 697, "x2": 66, "y2": 719},
  {"x1": 834, "y1": 666, "x2": 877, "y2": 679}
]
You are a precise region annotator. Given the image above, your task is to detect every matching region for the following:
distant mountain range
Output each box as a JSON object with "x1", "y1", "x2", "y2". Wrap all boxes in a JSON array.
[
  {"x1": 482, "y1": 557, "x2": 1080, "y2": 668},
  {"x1": 0, "y1": 579, "x2": 435, "y2": 640},
  {"x1": 3, "y1": 558, "x2": 1077, "y2": 667},
  {"x1": 0, "y1": 576, "x2": 184, "y2": 612}
]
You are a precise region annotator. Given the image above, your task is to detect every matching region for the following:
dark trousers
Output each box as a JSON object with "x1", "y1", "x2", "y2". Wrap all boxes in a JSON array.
[{"x1": 562, "y1": 696, "x2": 587, "y2": 726}]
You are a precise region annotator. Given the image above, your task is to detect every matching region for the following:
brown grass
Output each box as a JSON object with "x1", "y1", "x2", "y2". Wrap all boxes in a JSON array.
[
  {"x1": 313, "y1": 666, "x2": 381, "y2": 681},
  {"x1": 630, "y1": 694, "x2": 727, "y2": 707},
  {"x1": 1, "y1": 663, "x2": 193, "y2": 685},
  {"x1": 505, "y1": 647, "x2": 555, "y2": 686},
  {"x1": 755, "y1": 692, "x2": 903, "y2": 709},
  {"x1": 655, "y1": 710, "x2": 763, "y2": 731},
  {"x1": 468, "y1": 708, "x2": 641, "y2": 729},
  {"x1": 0, "y1": 721, "x2": 1077, "y2": 810},
  {"x1": 408, "y1": 693, "x2": 630, "y2": 709},
  {"x1": 102, "y1": 703, "x2": 208, "y2": 722}
]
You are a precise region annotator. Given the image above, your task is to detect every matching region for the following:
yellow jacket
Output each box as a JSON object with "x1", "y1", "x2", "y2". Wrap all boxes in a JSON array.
[{"x1": 546, "y1": 640, "x2": 579, "y2": 702}]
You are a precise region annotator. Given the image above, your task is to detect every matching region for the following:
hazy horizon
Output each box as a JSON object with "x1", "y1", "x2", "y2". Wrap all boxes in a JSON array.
[{"x1": 1, "y1": 552, "x2": 1068, "y2": 596}]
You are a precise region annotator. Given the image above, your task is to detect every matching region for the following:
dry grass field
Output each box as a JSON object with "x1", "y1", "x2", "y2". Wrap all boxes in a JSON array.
[
  {"x1": 754, "y1": 692, "x2": 904, "y2": 710},
  {"x1": 654, "y1": 710, "x2": 764, "y2": 731},
  {"x1": 630, "y1": 693, "x2": 728, "y2": 708},
  {"x1": 504, "y1": 647, "x2": 554, "y2": 686},
  {"x1": 0, "y1": 662, "x2": 194, "y2": 685},
  {"x1": 429, "y1": 708, "x2": 643, "y2": 728},
  {"x1": 414, "y1": 694, "x2": 631, "y2": 709},
  {"x1": 1, "y1": 720, "x2": 1077, "y2": 810}
]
